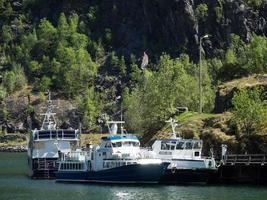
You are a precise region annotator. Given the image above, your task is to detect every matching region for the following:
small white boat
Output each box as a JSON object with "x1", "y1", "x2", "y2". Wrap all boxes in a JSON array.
[{"x1": 152, "y1": 118, "x2": 217, "y2": 183}]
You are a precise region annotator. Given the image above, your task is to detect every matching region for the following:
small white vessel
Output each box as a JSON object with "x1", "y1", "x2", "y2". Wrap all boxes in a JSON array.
[
  {"x1": 27, "y1": 92, "x2": 80, "y2": 179},
  {"x1": 56, "y1": 121, "x2": 168, "y2": 184},
  {"x1": 152, "y1": 118, "x2": 217, "y2": 183}
]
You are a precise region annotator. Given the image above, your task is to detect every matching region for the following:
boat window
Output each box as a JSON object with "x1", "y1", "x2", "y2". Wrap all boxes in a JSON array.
[
  {"x1": 161, "y1": 142, "x2": 168, "y2": 150},
  {"x1": 123, "y1": 141, "x2": 131, "y2": 147},
  {"x1": 176, "y1": 141, "x2": 185, "y2": 150},
  {"x1": 133, "y1": 142, "x2": 139, "y2": 147},
  {"x1": 122, "y1": 141, "x2": 139, "y2": 147},
  {"x1": 112, "y1": 142, "x2": 122, "y2": 147},
  {"x1": 193, "y1": 141, "x2": 202, "y2": 149},
  {"x1": 185, "y1": 142, "x2": 193, "y2": 149},
  {"x1": 105, "y1": 142, "x2": 112, "y2": 148},
  {"x1": 161, "y1": 141, "x2": 176, "y2": 150},
  {"x1": 170, "y1": 141, "x2": 176, "y2": 150}
]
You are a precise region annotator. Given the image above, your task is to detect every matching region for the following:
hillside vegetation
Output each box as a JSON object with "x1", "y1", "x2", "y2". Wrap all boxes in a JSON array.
[{"x1": 1, "y1": 0, "x2": 267, "y2": 153}]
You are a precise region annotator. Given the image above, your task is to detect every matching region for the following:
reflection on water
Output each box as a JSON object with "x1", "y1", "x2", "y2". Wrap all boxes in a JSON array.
[{"x1": 0, "y1": 153, "x2": 267, "y2": 200}]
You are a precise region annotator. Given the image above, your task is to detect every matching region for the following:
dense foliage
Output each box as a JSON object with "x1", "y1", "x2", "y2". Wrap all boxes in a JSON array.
[
  {"x1": 232, "y1": 87, "x2": 267, "y2": 135},
  {"x1": 0, "y1": 0, "x2": 267, "y2": 140},
  {"x1": 232, "y1": 88, "x2": 267, "y2": 152}
]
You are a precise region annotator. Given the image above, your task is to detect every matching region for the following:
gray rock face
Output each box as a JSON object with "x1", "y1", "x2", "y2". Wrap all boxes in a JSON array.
[
  {"x1": 1, "y1": 92, "x2": 80, "y2": 133},
  {"x1": 26, "y1": 0, "x2": 267, "y2": 60}
]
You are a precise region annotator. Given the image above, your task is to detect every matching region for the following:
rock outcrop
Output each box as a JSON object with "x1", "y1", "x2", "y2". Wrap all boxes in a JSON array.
[{"x1": 0, "y1": 88, "x2": 80, "y2": 133}]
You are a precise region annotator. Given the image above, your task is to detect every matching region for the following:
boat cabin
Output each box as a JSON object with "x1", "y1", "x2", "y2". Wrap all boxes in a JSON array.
[
  {"x1": 152, "y1": 138, "x2": 203, "y2": 160},
  {"x1": 91, "y1": 135, "x2": 141, "y2": 167}
]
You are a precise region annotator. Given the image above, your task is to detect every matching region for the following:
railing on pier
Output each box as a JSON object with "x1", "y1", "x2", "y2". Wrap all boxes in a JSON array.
[
  {"x1": 224, "y1": 154, "x2": 267, "y2": 165},
  {"x1": 33, "y1": 129, "x2": 79, "y2": 141}
]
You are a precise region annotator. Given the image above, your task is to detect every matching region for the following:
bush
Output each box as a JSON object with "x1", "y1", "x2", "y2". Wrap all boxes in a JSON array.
[
  {"x1": 195, "y1": 4, "x2": 208, "y2": 21},
  {"x1": 232, "y1": 87, "x2": 267, "y2": 136}
]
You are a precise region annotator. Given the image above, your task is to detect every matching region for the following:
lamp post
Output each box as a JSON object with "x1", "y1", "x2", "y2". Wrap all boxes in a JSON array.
[{"x1": 199, "y1": 34, "x2": 209, "y2": 114}]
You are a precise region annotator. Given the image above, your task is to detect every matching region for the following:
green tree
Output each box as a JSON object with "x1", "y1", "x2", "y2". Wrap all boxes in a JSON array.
[
  {"x1": 195, "y1": 4, "x2": 208, "y2": 21},
  {"x1": 0, "y1": 85, "x2": 6, "y2": 101},
  {"x1": 37, "y1": 19, "x2": 57, "y2": 42},
  {"x1": 244, "y1": 0, "x2": 266, "y2": 7},
  {"x1": 76, "y1": 88, "x2": 100, "y2": 130},
  {"x1": 57, "y1": 13, "x2": 69, "y2": 42},
  {"x1": 232, "y1": 87, "x2": 267, "y2": 136},
  {"x1": 1, "y1": 25, "x2": 13, "y2": 43},
  {"x1": 2, "y1": 71, "x2": 16, "y2": 93},
  {"x1": 12, "y1": 63, "x2": 27, "y2": 89},
  {"x1": 39, "y1": 76, "x2": 51, "y2": 92},
  {"x1": 124, "y1": 53, "x2": 214, "y2": 132}
]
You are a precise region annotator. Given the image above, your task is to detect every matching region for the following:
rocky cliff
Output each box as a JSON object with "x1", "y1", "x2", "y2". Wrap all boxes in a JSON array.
[{"x1": 24, "y1": 0, "x2": 267, "y2": 61}]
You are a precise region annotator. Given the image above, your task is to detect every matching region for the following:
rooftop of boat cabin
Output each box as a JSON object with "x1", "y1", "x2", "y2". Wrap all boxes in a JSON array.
[
  {"x1": 101, "y1": 135, "x2": 139, "y2": 141},
  {"x1": 32, "y1": 129, "x2": 79, "y2": 140},
  {"x1": 156, "y1": 138, "x2": 202, "y2": 143}
]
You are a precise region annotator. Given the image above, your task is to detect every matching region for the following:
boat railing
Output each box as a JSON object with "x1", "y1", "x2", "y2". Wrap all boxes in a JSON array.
[
  {"x1": 59, "y1": 151, "x2": 86, "y2": 162},
  {"x1": 224, "y1": 154, "x2": 267, "y2": 165},
  {"x1": 34, "y1": 158, "x2": 58, "y2": 170},
  {"x1": 33, "y1": 129, "x2": 79, "y2": 141}
]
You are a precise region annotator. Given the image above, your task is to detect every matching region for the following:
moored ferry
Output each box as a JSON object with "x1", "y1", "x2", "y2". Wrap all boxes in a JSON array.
[
  {"x1": 27, "y1": 93, "x2": 80, "y2": 179},
  {"x1": 56, "y1": 121, "x2": 168, "y2": 184}
]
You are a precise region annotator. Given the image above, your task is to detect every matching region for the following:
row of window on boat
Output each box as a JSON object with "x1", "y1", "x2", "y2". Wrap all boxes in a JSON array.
[
  {"x1": 60, "y1": 161, "x2": 137, "y2": 171},
  {"x1": 103, "y1": 161, "x2": 137, "y2": 168},
  {"x1": 104, "y1": 141, "x2": 140, "y2": 148},
  {"x1": 160, "y1": 141, "x2": 202, "y2": 150}
]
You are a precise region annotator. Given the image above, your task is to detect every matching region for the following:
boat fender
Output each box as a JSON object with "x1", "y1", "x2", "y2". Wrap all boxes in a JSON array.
[{"x1": 171, "y1": 167, "x2": 176, "y2": 174}]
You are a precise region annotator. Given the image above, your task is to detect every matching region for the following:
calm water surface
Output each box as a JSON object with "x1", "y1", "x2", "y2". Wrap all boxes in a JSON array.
[{"x1": 0, "y1": 152, "x2": 267, "y2": 200}]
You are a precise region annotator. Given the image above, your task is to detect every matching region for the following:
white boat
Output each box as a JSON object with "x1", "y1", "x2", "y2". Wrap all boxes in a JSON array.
[
  {"x1": 152, "y1": 118, "x2": 217, "y2": 183},
  {"x1": 56, "y1": 121, "x2": 168, "y2": 184},
  {"x1": 27, "y1": 93, "x2": 80, "y2": 179}
]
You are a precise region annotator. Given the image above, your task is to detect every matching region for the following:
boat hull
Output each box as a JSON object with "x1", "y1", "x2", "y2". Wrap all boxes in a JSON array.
[
  {"x1": 160, "y1": 168, "x2": 217, "y2": 184},
  {"x1": 56, "y1": 163, "x2": 168, "y2": 184}
]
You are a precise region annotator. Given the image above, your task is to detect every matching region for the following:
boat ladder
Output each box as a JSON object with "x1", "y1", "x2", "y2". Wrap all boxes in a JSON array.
[{"x1": 37, "y1": 158, "x2": 50, "y2": 178}]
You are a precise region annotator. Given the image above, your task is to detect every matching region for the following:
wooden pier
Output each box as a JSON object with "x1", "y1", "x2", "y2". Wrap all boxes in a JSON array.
[{"x1": 212, "y1": 154, "x2": 267, "y2": 185}]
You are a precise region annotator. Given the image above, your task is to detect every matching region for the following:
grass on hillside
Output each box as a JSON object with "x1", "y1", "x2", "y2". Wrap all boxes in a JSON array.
[{"x1": 174, "y1": 111, "x2": 218, "y2": 125}]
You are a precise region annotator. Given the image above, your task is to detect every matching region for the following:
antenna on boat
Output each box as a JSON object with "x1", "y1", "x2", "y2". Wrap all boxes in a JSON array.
[
  {"x1": 40, "y1": 90, "x2": 57, "y2": 130},
  {"x1": 165, "y1": 118, "x2": 179, "y2": 139},
  {"x1": 120, "y1": 102, "x2": 124, "y2": 135}
]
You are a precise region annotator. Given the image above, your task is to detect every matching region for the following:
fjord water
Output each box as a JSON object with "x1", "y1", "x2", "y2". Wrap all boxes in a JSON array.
[{"x1": 0, "y1": 153, "x2": 267, "y2": 200}]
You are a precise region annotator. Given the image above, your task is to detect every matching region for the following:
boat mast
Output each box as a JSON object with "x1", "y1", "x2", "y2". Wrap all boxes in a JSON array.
[
  {"x1": 166, "y1": 118, "x2": 179, "y2": 139},
  {"x1": 40, "y1": 91, "x2": 57, "y2": 130}
]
